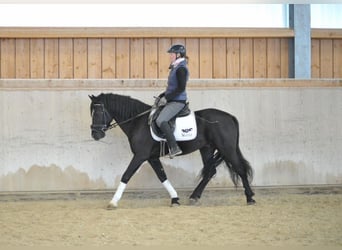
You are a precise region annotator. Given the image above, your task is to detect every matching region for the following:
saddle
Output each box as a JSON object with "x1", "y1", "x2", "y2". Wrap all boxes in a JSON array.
[{"x1": 149, "y1": 103, "x2": 197, "y2": 142}]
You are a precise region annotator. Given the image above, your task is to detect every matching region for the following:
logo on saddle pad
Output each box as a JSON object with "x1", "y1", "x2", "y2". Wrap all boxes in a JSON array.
[
  {"x1": 182, "y1": 128, "x2": 193, "y2": 134},
  {"x1": 150, "y1": 110, "x2": 197, "y2": 142}
]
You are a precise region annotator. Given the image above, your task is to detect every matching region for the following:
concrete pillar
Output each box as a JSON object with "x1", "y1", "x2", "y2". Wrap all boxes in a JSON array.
[{"x1": 289, "y1": 4, "x2": 311, "y2": 79}]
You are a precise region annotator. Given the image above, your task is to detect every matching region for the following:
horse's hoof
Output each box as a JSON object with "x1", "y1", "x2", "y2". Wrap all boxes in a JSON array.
[
  {"x1": 247, "y1": 199, "x2": 256, "y2": 205},
  {"x1": 189, "y1": 197, "x2": 200, "y2": 206},
  {"x1": 171, "y1": 197, "x2": 180, "y2": 207},
  {"x1": 107, "y1": 202, "x2": 118, "y2": 210}
]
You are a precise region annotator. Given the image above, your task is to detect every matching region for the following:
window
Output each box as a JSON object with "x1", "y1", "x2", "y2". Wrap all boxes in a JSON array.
[
  {"x1": 311, "y1": 4, "x2": 342, "y2": 28},
  {"x1": 0, "y1": 4, "x2": 288, "y2": 27}
]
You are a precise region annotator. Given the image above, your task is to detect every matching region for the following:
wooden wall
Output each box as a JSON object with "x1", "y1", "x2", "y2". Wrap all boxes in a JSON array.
[
  {"x1": 0, "y1": 28, "x2": 341, "y2": 79},
  {"x1": 311, "y1": 29, "x2": 342, "y2": 78}
]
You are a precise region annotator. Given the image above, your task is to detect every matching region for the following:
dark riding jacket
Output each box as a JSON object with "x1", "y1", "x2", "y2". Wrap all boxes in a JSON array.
[{"x1": 164, "y1": 59, "x2": 189, "y2": 102}]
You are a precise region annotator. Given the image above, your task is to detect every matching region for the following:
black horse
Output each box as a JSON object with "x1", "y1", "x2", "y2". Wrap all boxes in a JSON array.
[{"x1": 89, "y1": 93, "x2": 255, "y2": 208}]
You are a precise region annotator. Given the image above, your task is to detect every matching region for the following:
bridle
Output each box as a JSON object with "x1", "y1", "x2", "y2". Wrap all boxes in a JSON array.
[
  {"x1": 91, "y1": 103, "x2": 152, "y2": 133},
  {"x1": 91, "y1": 103, "x2": 112, "y2": 133}
]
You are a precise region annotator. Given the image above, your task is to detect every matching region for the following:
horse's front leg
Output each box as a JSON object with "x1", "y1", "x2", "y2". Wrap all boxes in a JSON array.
[
  {"x1": 108, "y1": 155, "x2": 145, "y2": 209},
  {"x1": 148, "y1": 158, "x2": 180, "y2": 206}
]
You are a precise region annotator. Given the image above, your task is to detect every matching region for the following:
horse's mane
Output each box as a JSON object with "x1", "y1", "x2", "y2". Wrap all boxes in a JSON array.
[{"x1": 102, "y1": 93, "x2": 152, "y2": 121}]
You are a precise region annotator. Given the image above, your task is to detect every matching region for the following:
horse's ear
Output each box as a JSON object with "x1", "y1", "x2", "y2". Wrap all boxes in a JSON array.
[{"x1": 89, "y1": 95, "x2": 95, "y2": 101}]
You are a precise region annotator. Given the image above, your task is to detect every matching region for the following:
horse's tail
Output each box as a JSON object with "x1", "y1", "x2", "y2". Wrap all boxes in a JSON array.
[{"x1": 232, "y1": 115, "x2": 254, "y2": 185}]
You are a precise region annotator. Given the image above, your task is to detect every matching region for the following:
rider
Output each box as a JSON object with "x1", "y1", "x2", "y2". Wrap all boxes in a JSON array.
[{"x1": 156, "y1": 44, "x2": 189, "y2": 159}]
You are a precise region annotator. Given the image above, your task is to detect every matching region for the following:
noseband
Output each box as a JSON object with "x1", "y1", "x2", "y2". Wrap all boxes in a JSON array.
[{"x1": 91, "y1": 103, "x2": 112, "y2": 133}]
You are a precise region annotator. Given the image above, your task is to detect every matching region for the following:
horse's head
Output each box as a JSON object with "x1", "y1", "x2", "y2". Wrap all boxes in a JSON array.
[{"x1": 89, "y1": 94, "x2": 112, "y2": 141}]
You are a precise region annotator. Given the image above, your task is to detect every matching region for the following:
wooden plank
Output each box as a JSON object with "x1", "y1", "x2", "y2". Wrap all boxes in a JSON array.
[
  {"x1": 15, "y1": 39, "x2": 30, "y2": 78},
  {"x1": 158, "y1": 38, "x2": 171, "y2": 78},
  {"x1": 144, "y1": 38, "x2": 158, "y2": 78},
  {"x1": 213, "y1": 38, "x2": 227, "y2": 78},
  {"x1": 320, "y1": 39, "x2": 333, "y2": 78},
  {"x1": 311, "y1": 29, "x2": 342, "y2": 39},
  {"x1": 172, "y1": 38, "x2": 186, "y2": 46},
  {"x1": 199, "y1": 38, "x2": 212, "y2": 78},
  {"x1": 267, "y1": 38, "x2": 281, "y2": 78},
  {"x1": 88, "y1": 38, "x2": 102, "y2": 79},
  {"x1": 102, "y1": 38, "x2": 116, "y2": 78},
  {"x1": 0, "y1": 27, "x2": 295, "y2": 39},
  {"x1": 130, "y1": 38, "x2": 144, "y2": 78},
  {"x1": 333, "y1": 39, "x2": 342, "y2": 78},
  {"x1": 280, "y1": 38, "x2": 289, "y2": 78},
  {"x1": 4, "y1": 39, "x2": 16, "y2": 78},
  {"x1": 73, "y1": 39, "x2": 88, "y2": 79},
  {"x1": 30, "y1": 39, "x2": 45, "y2": 78},
  {"x1": 59, "y1": 39, "x2": 73, "y2": 79},
  {"x1": 116, "y1": 38, "x2": 130, "y2": 78},
  {"x1": 226, "y1": 38, "x2": 240, "y2": 78},
  {"x1": 44, "y1": 39, "x2": 59, "y2": 78},
  {"x1": 253, "y1": 38, "x2": 267, "y2": 78},
  {"x1": 311, "y1": 39, "x2": 320, "y2": 78},
  {"x1": 240, "y1": 38, "x2": 254, "y2": 78},
  {"x1": 186, "y1": 38, "x2": 200, "y2": 79}
]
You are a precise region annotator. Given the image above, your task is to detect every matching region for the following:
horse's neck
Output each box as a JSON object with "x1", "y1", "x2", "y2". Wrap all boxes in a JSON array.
[
  {"x1": 107, "y1": 97, "x2": 140, "y2": 131},
  {"x1": 109, "y1": 106, "x2": 126, "y2": 124},
  {"x1": 110, "y1": 107, "x2": 145, "y2": 138}
]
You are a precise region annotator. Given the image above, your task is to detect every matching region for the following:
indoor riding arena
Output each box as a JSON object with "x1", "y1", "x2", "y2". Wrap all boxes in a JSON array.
[{"x1": 1, "y1": 4, "x2": 342, "y2": 248}]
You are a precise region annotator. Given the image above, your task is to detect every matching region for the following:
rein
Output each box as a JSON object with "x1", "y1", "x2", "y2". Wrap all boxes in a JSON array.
[{"x1": 107, "y1": 108, "x2": 152, "y2": 130}]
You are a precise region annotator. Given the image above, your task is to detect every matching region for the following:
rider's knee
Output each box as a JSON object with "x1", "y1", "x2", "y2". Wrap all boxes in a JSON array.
[{"x1": 156, "y1": 117, "x2": 164, "y2": 127}]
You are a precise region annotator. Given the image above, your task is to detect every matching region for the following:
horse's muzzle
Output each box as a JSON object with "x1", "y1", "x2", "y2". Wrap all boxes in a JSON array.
[{"x1": 91, "y1": 129, "x2": 105, "y2": 141}]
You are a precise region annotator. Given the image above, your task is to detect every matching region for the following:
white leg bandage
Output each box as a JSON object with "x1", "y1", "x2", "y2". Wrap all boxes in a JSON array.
[
  {"x1": 162, "y1": 180, "x2": 178, "y2": 198},
  {"x1": 110, "y1": 182, "x2": 127, "y2": 207}
]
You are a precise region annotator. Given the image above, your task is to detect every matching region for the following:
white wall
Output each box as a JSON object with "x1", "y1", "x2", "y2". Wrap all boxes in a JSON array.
[{"x1": 0, "y1": 80, "x2": 341, "y2": 191}]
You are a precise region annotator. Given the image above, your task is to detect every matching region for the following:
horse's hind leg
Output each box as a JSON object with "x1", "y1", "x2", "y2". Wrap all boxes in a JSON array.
[
  {"x1": 234, "y1": 166, "x2": 255, "y2": 204},
  {"x1": 189, "y1": 169, "x2": 216, "y2": 205},
  {"x1": 189, "y1": 146, "x2": 216, "y2": 205},
  {"x1": 241, "y1": 176, "x2": 255, "y2": 205}
]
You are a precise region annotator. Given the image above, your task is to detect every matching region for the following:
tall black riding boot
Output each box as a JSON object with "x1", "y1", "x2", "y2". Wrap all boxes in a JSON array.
[{"x1": 159, "y1": 122, "x2": 182, "y2": 158}]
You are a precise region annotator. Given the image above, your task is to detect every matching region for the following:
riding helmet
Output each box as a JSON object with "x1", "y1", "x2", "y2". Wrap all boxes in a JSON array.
[{"x1": 167, "y1": 44, "x2": 186, "y2": 57}]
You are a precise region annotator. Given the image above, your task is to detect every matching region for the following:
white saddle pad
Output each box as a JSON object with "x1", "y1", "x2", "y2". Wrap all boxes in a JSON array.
[{"x1": 150, "y1": 111, "x2": 197, "y2": 142}]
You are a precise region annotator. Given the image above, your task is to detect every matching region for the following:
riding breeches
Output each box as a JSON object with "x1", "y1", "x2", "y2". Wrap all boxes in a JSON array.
[{"x1": 156, "y1": 101, "x2": 185, "y2": 127}]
